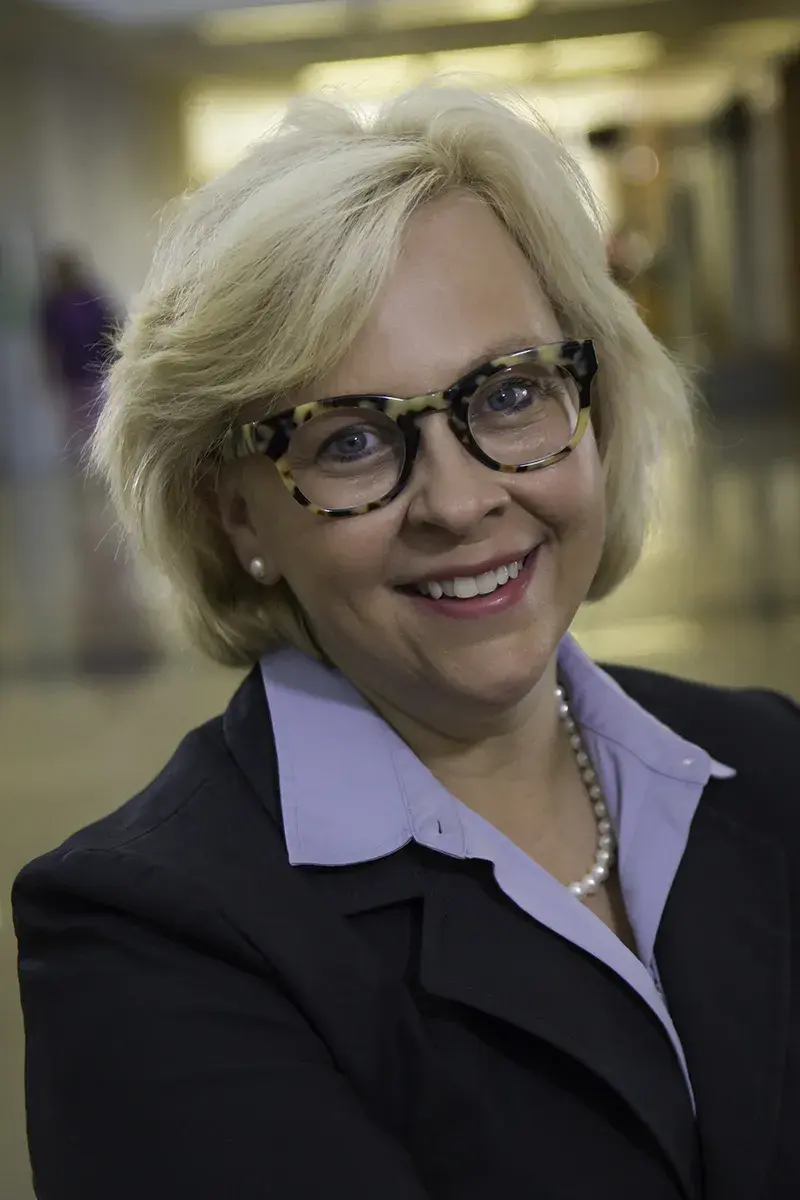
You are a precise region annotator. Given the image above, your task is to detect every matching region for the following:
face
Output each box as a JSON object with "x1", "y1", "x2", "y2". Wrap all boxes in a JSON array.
[{"x1": 219, "y1": 192, "x2": 605, "y2": 730}]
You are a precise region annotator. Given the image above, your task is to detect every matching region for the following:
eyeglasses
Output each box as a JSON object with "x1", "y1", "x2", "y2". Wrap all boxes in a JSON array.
[{"x1": 222, "y1": 338, "x2": 597, "y2": 518}]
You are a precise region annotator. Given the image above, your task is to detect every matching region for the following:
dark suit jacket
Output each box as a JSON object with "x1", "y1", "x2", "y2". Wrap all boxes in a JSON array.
[{"x1": 12, "y1": 664, "x2": 800, "y2": 1200}]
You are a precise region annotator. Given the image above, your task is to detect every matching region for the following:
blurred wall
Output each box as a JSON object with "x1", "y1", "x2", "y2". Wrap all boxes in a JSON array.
[
  {"x1": 28, "y1": 55, "x2": 185, "y2": 303},
  {"x1": 1, "y1": 7, "x2": 186, "y2": 301},
  {"x1": 783, "y1": 54, "x2": 800, "y2": 379}
]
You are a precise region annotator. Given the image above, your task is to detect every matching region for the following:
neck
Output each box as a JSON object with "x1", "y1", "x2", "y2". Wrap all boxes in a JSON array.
[{"x1": 363, "y1": 656, "x2": 570, "y2": 833}]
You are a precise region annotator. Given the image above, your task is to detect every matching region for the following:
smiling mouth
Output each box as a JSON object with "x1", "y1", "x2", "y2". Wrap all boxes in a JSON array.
[{"x1": 398, "y1": 549, "x2": 538, "y2": 602}]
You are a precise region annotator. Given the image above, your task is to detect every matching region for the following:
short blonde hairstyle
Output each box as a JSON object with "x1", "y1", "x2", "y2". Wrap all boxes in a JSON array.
[{"x1": 92, "y1": 81, "x2": 693, "y2": 667}]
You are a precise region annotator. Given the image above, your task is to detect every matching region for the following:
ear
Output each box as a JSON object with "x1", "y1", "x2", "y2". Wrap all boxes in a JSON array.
[{"x1": 213, "y1": 465, "x2": 281, "y2": 586}]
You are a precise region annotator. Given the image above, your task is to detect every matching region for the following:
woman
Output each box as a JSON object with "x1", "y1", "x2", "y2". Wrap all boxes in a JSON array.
[{"x1": 13, "y1": 84, "x2": 800, "y2": 1200}]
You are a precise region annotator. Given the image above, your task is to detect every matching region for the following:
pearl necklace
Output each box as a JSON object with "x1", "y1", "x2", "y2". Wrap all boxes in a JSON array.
[{"x1": 555, "y1": 684, "x2": 617, "y2": 900}]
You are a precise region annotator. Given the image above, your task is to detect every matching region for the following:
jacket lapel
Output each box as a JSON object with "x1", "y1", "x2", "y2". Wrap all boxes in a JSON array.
[
  {"x1": 656, "y1": 781, "x2": 791, "y2": 1200},
  {"x1": 415, "y1": 852, "x2": 700, "y2": 1196},
  {"x1": 223, "y1": 668, "x2": 699, "y2": 1196},
  {"x1": 313, "y1": 847, "x2": 700, "y2": 1198}
]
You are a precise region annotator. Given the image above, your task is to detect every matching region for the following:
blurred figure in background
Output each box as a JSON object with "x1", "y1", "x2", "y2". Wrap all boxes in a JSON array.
[
  {"x1": 36, "y1": 249, "x2": 158, "y2": 678},
  {"x1": 39, "y1": 250, "x2": 117, "y2": 461}
]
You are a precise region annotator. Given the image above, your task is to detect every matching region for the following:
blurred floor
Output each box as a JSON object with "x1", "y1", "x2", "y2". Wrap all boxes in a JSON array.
[{"x1": 1, "y1": 402, "x2": 799, "y2": 1199}]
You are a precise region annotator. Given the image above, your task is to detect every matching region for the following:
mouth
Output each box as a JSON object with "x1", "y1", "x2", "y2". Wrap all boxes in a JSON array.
[{"x1": 396, "y1": 546, "x2": 541, "y2": 619}]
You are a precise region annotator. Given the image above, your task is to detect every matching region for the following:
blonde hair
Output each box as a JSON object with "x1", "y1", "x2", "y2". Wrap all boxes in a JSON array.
[{"x1": 92, "y1": 81, "x2": 693, "y2": 667}]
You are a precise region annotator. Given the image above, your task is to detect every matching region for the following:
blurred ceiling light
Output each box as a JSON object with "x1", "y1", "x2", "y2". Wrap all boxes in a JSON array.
[
  {"x1": 708, "y1": 19, "x2": 800, "y2": 61},
  {"x1": 518, "y1": 68, "x2": 733, "y2": 135},
  {"x1": 375, "y1": 0, "x2": 535, "y2": 30},
  {"x1": 429, "y1": 44, "x2": 538, "y2": 81},
  {"x1": 185, "y1": 88, "x2": 289, "y2": 178},
  {"x1": 199, "y1": 2, "x2": 349, "y2": 45},
  {"x1": 545, "y1": 33, "x2": 662, "y2": 77},
  {"x1": 299, "y1": 55, "x2": 427, "y2": 97},
  {"x1": 538, "y1": 0, "x2": 665, "y2": 8}
]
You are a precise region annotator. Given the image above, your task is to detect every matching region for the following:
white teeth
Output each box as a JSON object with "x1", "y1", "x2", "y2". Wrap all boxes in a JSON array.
[
  {"x1": 416, "y1": 556, "x2": 527, "y2": 600},
  {"x1": 454, "y1": 577, "x2": 480, "y2": 599}
]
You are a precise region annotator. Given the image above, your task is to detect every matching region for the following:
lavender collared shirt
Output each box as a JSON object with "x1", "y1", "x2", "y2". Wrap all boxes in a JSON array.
[{"x1": 260, "y1": 633, "x2": 735, "y2": 1101}]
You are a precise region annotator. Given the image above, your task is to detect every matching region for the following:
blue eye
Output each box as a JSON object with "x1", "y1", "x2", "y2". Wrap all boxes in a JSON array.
[
  {"x1": 319, "y1": 426, "x2": 380, "y2": 463},
  {"x1": 484, "y1": 381, "x2": 538, "y2": 415}
]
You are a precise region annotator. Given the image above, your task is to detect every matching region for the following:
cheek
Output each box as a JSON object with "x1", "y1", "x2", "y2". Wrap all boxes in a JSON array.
[
  {"x1": 255, "y1": 488, "x2": 398, "y2": 600},
  {"x1": 515, "y1": 437, "x2": 605, "y2": 540}
]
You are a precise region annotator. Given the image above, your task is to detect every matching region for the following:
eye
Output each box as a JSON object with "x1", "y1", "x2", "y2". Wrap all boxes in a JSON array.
[
  {"x1": 483, "y1": 379, "x2": 540, "y2": 416},
  {"x1": 319, "y1": 425, "x2": 381, "y2": 463}
]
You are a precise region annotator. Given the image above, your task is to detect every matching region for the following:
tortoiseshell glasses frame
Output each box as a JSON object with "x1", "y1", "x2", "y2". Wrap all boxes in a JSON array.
[{"x1": 221, "y1": 338, "x2": 598, "y2": 518}]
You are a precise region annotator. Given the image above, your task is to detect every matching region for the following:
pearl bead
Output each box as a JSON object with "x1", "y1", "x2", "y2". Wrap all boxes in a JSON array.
[{"x1": 556, "y1": 682, "x2": 618, "y2": 902}]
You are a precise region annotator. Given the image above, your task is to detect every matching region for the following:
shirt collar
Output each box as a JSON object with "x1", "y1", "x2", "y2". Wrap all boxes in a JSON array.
[
  {"x1": 260, "y1": 634, "x2": 734, "y2": 868},
  {"x1": 260, "y1": 647, "x2": 417, "y2": 866},
  {"x1": 556, "y1": 636, "x2": 735, "y2": 787}
]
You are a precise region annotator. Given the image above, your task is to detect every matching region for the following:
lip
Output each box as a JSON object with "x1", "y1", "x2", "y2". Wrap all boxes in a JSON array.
[
  {"x1": 396, "y1": 543, "x2": 542, "y2": 590},
  {"x1": 400, "y1": 546, "x2": 541, "y2": 620}
]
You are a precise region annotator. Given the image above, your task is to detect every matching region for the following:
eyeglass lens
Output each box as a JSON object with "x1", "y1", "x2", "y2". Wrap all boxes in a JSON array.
[{"x1": 285, "y1": 363, "x2": 580, "y2": 510}]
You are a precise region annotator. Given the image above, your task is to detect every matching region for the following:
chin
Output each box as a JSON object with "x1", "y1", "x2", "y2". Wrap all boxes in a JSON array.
[{"x1": 424, "y1": 637, "x2": 553, "y2": 714}]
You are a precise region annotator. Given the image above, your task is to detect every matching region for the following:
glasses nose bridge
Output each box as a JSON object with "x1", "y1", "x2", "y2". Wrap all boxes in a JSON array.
[
  {"x1": 401, "y1": 388, "x2": 462, "y2": 442},
  {"x1": 398, "y1": 391, "x2": 477, "y2": 480}
]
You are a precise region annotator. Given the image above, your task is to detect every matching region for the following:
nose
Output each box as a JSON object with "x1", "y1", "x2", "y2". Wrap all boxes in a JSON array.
[{"x1": 403, "y1": 413, "x2": 511, "y2": 534}]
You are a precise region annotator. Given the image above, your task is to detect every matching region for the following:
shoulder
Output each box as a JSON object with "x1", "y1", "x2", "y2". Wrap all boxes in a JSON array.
[
  {"x1": 13, "y1": 672, "x2": 288, "y2": 938},
  {"x1": 604, "y1": 661, "x2": 799, "y2": 772},
  {"x1": 25, "y1": 715, "x2": 241, "y2": 859}
]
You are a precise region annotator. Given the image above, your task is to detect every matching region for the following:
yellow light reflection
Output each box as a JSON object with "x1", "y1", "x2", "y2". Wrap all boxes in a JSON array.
[
  {"x1": 198, "y1": 2, "x2": 349, "y2": 45},
  {"x1": 301, "y1": 33, "x2": 662, "y2": 102},
  {"x1": 185, "y1": 88, "x2": 290, "y2": 178},
  {"x1": 299, "y1": 55, "x2": 428, "y2": 97},
  {"x1": 429, "y1": 44, "x2": 537, "y2": 82},
  {"x1": 546, "y1": 33, "x2": 662, "y2": 77},
  {"x1": 708, "y1": 19, "x2": 800, "y2": 60},
  {"x1": 376, "y1": 0, "x2": 535, "y2": 30}
]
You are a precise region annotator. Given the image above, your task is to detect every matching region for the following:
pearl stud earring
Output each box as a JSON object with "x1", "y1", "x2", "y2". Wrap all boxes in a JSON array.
[{"x1": 249, "y1": 556, "x2": 268, "y2": 581}]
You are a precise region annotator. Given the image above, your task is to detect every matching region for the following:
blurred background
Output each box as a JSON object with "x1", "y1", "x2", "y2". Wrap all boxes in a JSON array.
[{"x1": 2, "y1": 0, "x2": 800, "y2": 1195}]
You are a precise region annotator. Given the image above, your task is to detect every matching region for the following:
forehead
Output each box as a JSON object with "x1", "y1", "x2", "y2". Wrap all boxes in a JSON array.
[{"x1": 306, "y1": 192, "x2": 563, "y2": 405}]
